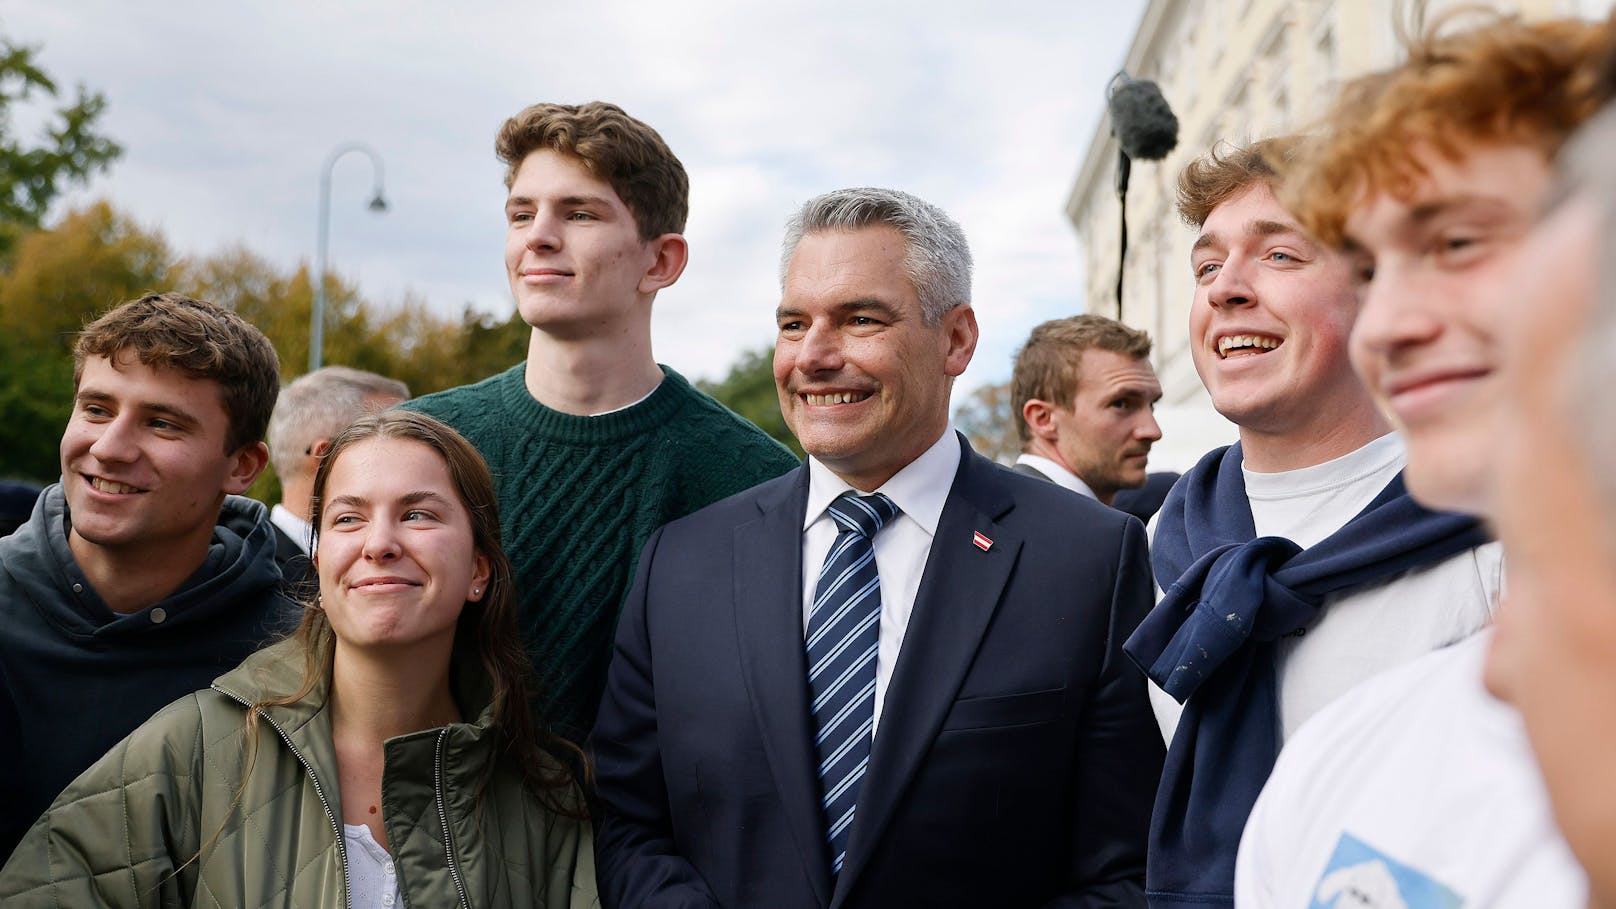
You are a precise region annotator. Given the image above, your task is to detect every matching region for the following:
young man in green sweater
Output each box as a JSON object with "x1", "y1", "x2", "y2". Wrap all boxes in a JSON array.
[{"x1": 407, "y1": 101, "x2": 799, "y2": 740}]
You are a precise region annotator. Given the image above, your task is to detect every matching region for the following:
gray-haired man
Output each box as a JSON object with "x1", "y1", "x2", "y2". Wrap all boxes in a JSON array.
[{"x1": 593, "y1": 186, "x2": 1162, "y2": 908}]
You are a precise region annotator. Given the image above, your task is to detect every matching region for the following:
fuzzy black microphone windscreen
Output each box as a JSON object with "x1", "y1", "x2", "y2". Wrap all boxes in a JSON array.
[{"x1": 1108, "y1": 78, "x2": 1179, "y2": 162}]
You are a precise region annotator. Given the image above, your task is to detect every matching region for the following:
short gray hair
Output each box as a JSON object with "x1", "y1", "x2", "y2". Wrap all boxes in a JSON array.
[
  {"x1": 266, "y1": 366, "x2": 410, "y2": 477},
  {"x1": 779, "y1": 187, "x2": 972, "y2": 324}
]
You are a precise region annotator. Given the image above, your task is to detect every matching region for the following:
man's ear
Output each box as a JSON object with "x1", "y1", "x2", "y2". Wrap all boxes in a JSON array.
[
  {"x1": 638, "y1": 233, "x2": 689, "y2": 295},
  {"x1": 224, "y1": 441, "x2": 270, "y2": 495},
  {"x1": 941, "y1": 304, "x2": 979, "y2": 378},
  {"x1": 1022, "y1": 399, "x2": 1060, "y2": 442}
]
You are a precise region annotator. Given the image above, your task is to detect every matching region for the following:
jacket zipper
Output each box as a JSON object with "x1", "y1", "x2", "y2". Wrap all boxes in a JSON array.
[
  {"x1": 434, "y1": 727, "x2": 472, "y2": 908},
  {"x1": 215, "y1": 686, "x2": 351, "y2": 908}
]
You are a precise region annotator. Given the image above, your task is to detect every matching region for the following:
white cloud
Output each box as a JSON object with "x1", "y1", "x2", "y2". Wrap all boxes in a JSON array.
[{"x1": 3, "y1": 0, "x2": 1147, "y2": 392}]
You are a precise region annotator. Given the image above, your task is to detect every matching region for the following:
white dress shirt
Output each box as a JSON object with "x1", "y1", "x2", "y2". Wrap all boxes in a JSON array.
[
  {"x1": 270, "y1": 503, "x2": 314, "y2": 555},
  {"x1": 801, "y1": 428, "x2": 961, "y2": 739},
  {"x1": 1013, "y1": 452, "x2": 1098, "y2": 501}
]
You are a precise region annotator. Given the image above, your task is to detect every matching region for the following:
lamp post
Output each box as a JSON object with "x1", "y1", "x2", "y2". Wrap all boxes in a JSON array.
[{"x1": 311, "y1": 142, "x2": 388, "y2": 372}]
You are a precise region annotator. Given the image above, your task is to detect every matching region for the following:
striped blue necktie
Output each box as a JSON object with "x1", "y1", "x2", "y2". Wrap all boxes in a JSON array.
[{"x1": 807, "y1": 490, "x2": 899, "y2": 877}]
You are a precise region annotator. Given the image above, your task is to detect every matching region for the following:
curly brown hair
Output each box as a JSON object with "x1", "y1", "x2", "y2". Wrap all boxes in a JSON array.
[
  {"x1": 74, "y1": 292, "x2": 280, "y2": 454},
  {"x1": 496, "y1": 101, "x2": 688, "y2": 241},
  {"x1": 1176, "y1": 136, "x2": 1306, "y2": 229},
  {"x1": 1283, "y1": 14, "x2": 1610, "y2": 247}
]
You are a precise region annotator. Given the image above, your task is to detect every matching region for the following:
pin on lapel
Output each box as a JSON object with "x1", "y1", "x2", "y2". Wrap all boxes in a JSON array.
[{"x1": 972, "y1": 531, "x2": 993, "y2": 552}]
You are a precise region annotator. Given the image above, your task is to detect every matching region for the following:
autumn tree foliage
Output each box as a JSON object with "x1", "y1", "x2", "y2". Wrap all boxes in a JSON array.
[{"x1": 0, "y1": 202, "x2": 529, "y2": 483}]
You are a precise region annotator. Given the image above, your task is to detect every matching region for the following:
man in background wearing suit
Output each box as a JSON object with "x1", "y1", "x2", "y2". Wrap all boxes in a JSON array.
[
  {"x1": 1010, "y1": 314, "x2": 1163, "y2": 508},
  {"x1": 593, "y1": 187, "x2": 1163, "y2": 908},
  {"x1": 263, "y1": 365, "x2": 408, "y2": 593}
]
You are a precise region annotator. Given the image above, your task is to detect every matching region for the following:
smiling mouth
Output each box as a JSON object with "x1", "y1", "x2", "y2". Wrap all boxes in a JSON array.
[
  {"x1": 804, "y1": 392, "x2": 871, "y2": 406},
  {"x1": 1217, "y1": 335, "x2": 1282, "y2": 359},
  {"x1": 87, "y1": 476, "x2": 143, "y2": 495},
  {"x1": 352, "y1": 577, "x2": 420, "y2": 590}
]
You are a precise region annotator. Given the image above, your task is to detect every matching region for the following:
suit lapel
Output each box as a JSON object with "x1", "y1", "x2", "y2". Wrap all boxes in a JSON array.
[
  {"x1": 833, "y1": 444, "x2": 1021, "y2": 903},
  {"x1": 733, "y1": 467, "x2": 834, "y2": 905}
]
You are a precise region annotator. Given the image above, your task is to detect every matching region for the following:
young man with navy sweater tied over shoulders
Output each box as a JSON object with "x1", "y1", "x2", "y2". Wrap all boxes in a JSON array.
[
  {"x1": 1122, "y1": 136, "x2": 1501, "y2": 907},
  {"x1": 406, "y1": 102, "x2": 799, "y2": 740}
]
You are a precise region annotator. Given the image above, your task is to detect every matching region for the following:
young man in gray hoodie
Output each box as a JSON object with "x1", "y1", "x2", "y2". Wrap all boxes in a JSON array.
[{"x1": 0, "y1": 292, "x2": 296, "y2": 860}]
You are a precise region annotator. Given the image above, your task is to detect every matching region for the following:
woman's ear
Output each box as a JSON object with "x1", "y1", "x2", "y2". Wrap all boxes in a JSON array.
[{"x1": 467, "y1": 552, "x2": 492, "y2": 602}]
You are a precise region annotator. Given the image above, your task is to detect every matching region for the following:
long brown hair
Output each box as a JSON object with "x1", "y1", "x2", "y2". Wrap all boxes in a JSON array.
[{"x1": 259, "y1": 410, "x2": 585, "y2": 811}]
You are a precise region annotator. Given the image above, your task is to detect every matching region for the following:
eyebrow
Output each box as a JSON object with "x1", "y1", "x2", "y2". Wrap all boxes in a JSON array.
[
  {"x1": 1192, "y1": 218, "x2": 1303, "y2": 253},
  {"x1": 76, "y1": 389, "x2": 201, "y2": 427},
  {"x1": 326, "y1": 490, "x2": 456, "y2": 510},
  {"x1": 505, "y1": 193, "x2": 615, "y2": 210},
  {"x1": 775, "y1": 298, "x2": 901, "y2": 322}
]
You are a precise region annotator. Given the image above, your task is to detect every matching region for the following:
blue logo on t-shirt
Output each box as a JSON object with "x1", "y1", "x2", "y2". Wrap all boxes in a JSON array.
[{"x1": 1309, "y1": 832, "x2": 1463, "y2": 909}]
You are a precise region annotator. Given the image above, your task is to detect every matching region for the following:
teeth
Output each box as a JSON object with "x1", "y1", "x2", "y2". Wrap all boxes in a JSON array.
[
  {"x1": 90, "y1": 478, "x2": 139, "y2": 494},
  {"x1": 1218, "y1": 334, "x2": 1281, "y2": 357},
  {"x1": 806, "y1": 392, "x2": 866, "y2": 406}
]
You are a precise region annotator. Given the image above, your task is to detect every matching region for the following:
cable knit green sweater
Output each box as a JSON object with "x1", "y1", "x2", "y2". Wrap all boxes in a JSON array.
[{"x1": 406, "y1": 363, "x2": 800, "y2": 739}]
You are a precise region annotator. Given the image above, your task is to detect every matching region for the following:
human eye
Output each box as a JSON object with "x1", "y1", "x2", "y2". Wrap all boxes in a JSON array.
[
  {"x1": 1433, "y1": 231, "x2": 1486, "y2": 266},
  {"x1": 80, "y1": 402, "x2": 112, "y2": 420},
  {"x1": 402, "y1": 509, "x2": 438, "y2": 522},
  {"x1": 507, "y1": 209, "x2": 533, "y2": 226},
  {"x1": 777, "y1": 316, "x2": 806, "y2": 336},
  {"x1": 329, "y1": 513, "x2": 362, "y2": 527},
  {"x1": 567, "y1": 210, "x2": 598, "y2": 222},
  {"x1": 1193, "y1": 260, "x2": 1221, "y2": 282}
]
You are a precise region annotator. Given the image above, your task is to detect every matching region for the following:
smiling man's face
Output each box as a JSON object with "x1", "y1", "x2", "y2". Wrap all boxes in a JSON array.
[
  {"x1": 1188, "y1": 183, "x2": 1364, "y2": 446},
  {"x1": 60, "y1": 352, "x2": 260, "y2": 564},
  {"x1": 773, "y1": 226, "x2": 977, "y2": 491},
  {"x1": 1344, "y1": 142, "x2": 1549, "y2": 514}
]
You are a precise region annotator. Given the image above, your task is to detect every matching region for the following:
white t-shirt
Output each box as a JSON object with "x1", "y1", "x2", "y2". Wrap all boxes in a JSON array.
[
  {"x1": 1149, "y1": 434, "x2": 1502, "y2": 743},
  {"x1": 1235, "y1": 629, "x2": 1585, "y2": 908},
  {"x1": 343, "y1": 823, "x2": 403, "y2": 909}
]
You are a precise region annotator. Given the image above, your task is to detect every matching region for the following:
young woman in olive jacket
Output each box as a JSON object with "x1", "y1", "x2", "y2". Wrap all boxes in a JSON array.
[{"x1": 0, "y1": 410, "x2": 598, "y2": 907}]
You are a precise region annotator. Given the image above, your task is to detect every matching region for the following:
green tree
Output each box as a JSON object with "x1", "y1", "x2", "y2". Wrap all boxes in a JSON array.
[
  {"x1": 0, "y1": 38, "x2": 121, "y2": 261},
  {"x1": 696, "y1": 345, "x2": 803, "y2": 458},
  {"x1": 0, "y1": 202, "x2": 172, "y2": 481},
  {"x1": 953, "y1": 380, "x2": 1019, "y2": 464}
]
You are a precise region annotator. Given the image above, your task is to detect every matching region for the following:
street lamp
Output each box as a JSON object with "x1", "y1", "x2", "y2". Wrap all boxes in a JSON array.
[{"x1": 310, "y1": 142, "x2": 388, "y2": 372}]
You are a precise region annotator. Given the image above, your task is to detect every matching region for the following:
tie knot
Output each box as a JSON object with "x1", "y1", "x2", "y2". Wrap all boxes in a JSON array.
[{"x1": 827, "y1": 491, "x2": 898, "y2": 539}]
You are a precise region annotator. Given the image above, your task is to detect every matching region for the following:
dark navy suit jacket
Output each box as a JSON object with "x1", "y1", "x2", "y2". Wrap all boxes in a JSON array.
[{"x1": 592, "y1": 436, "x2": 1163, "y2": 908}]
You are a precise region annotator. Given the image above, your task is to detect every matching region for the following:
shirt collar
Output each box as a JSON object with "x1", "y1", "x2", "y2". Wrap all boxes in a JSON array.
[
  {"x1": 1014, "y1": 452, "x2": 1097, "y2": 500},
  {"x1": 804, "y1": 427, "x2": 961, "y2": 537},
  {"x1": 270, "y1": 503, "x2": 314, "y2": 555}
]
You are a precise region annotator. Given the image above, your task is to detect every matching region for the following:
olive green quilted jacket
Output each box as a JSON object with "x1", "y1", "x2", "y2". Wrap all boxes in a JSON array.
[{"x1": 0, "y1": 639, "x2": 598, "y2": 908}]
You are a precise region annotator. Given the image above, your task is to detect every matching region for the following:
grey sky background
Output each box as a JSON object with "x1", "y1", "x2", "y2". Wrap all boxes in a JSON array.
[{"x1": 2, "y1": 1, "x2": 1148, "y2": 393}]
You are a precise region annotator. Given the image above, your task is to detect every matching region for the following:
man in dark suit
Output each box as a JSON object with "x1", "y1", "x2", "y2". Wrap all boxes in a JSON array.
[
  {"x1": 1009, "y1": 314, "x2": 1163, "y2": 509},
  {"x1": 593, "y1": 187, "x2": 1163, "y2": 908}
]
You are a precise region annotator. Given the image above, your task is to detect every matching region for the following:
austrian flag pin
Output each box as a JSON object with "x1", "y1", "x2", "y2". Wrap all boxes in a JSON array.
[{"x1": 972, "y1": 531, "x2": 993, "y2": 552}]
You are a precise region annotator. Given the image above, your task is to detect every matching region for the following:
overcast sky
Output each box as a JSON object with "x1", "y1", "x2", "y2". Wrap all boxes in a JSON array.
[{"x1": 3, "y1": 0, "x2": 1147, "y2": 392}]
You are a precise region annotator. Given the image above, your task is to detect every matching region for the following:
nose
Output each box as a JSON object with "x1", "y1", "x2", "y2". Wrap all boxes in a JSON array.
[
  {"x1": 1137, "y1": 408, "x2": 1163, "y2": 443},
  {"x1": 792, "y1": 322, "x2": 845, "y2": 375},
  {"x1": 523, "y1": 211, "x2": 561, "y2": 253},
  {"x1": 1205, "y1": 259, "x2": 1256, "y2": 309},
  {"x1": 85, "y1": 414, "x2": 139, "y2": 464},
  {"x1": 361, "y1": 521, "x2": 400, "y2": 563},
  {"x1": 1352, "y1": 266, "x2": 1441, "y2": 360}
]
